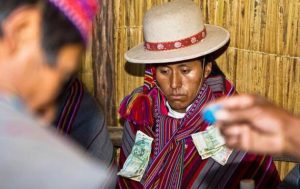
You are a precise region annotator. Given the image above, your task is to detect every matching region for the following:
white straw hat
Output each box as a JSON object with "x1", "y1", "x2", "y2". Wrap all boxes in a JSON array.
[{"x1": 125, "y1": 0, "x2": 230, "y2": 64}]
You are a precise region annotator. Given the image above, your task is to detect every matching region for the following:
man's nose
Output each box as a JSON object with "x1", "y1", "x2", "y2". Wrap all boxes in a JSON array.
[{"x1": 170, "y1": 72, "x2": 182, "y2": 89}]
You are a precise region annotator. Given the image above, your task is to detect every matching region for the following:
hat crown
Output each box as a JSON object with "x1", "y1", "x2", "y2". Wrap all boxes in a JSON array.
[
  {"x1": 125, "y1": 0, "x2": 230, "y2": 64},
  {"x1": 143, "y1": 0, "x2": 205, "y2": 43}
]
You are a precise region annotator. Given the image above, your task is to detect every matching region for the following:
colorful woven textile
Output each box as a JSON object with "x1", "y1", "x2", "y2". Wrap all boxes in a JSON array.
[
  {"x1": 55, "y1": 78, "x2": 83, "y2": 135},
  {"x1": 48, "y1": 0, "x2": 99, "y2": 42},
  {"x1": 117, "y1": 68, "x2": 280, "y2": 188}
]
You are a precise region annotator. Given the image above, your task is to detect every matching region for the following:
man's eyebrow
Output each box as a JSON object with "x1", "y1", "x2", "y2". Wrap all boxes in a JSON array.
[
  {"x1": 177, "y1": 63, "x2": 190, "y2": 68},
  {"x1": 157, "y1": 64, "x2": 170, "y2": 68},
  {"x1": 157, "y1": 62, "x2": 190, "y2": 69}
]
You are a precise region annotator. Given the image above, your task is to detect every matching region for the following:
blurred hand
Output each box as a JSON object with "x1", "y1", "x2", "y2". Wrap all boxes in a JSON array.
[{"x1": 206, "y1": 94, "x2": 300, "y2": 157}]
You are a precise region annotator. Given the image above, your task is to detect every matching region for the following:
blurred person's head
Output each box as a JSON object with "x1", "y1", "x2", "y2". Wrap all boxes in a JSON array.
[{"x1": 0, "y1": 0, "x2": 98, "y2": 116}]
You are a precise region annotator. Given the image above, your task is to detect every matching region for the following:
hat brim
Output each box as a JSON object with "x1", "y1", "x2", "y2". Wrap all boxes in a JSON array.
[{"x1": 125, "y1": 24, "x2": 230, "y2": 64}]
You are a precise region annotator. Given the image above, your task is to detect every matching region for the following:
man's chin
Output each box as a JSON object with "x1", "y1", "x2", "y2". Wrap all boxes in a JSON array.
[
  {"x1": 35, "y1": 102, "x2": 57, "y2": 124},
  {"x1": 169, "y1": 104, "x2": 188, "y2": 113}
]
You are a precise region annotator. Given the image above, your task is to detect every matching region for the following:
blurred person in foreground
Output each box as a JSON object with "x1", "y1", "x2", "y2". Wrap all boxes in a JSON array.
[
  {"x1": 0, "y1": 0, "x2": 112, "y2": 188},
  {"x1": 51, "y1": 77, "x2": 116, "y2": 187},
  {"x1": 53, "y1": 78, "x2": 115, "y2": 167}
]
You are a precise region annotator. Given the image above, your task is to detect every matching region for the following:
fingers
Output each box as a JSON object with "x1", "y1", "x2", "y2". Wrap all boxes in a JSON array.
[
  {"x1": 206, "y1": 94, "x2": 272, "y2": 132},
  {"x1": 206, "y1": 94, "x2": 270, "y2": 115},
  {"x1": 220, "y1": 124, "x2": 284, "y2": 154},
  {"x1": 208, "y1": 94, "x2": 289, "y2": 155},
  {"x1": 214, "y1": 106, "x2": 261, "y2": 127},
  {"x1": 219, "y1": 124, "x2": 248, "y2": 151},
  {"x1": 206, "y1": 94, "x2": 258, "y2": 110}
]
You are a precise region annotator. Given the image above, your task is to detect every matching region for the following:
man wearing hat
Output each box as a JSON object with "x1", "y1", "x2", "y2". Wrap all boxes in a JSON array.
[
  {"x1": 117, "y1": 0, "x2": 280, "y2": 188},
  {"x1": 0, "y1": 0, "x2": 112, "y2": 188}
]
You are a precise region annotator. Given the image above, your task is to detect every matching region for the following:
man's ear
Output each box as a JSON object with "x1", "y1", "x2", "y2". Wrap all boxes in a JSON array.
[
  {"x1": 1, "y1": 6, "x2": 41, "y2": 55},
  {"x1": 204, "y1": 62, "x2": 212, "y2": 78}
]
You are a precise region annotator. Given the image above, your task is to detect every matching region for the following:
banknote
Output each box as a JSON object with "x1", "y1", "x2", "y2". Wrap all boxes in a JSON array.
[
  {"x1": 200, "y1": 146, "x2": 223, "y2": 159},
  {"x1": 211, "y1": 146, "x2": 233, "y2": 165},
  {"x1": 192, "y1": 126, "x2": 231, "y2": 165},
  {"x1": 191, "y1": 126, "x2": 225, "y2": 156},
  {"x1": 117, "y1": 130, "x2": 153, "y2": 182}
]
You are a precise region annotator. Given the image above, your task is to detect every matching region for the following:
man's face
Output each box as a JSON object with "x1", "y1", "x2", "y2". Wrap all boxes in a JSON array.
[
  {"x1": 156, "y1": 59, "x2": 210, "y2": 113},
  {"x1": 26, "y1": 44, "x2": 83, "y2": 113},
  {"x1": 0, "y1": 6, "x2": 83, "y2": 114}
]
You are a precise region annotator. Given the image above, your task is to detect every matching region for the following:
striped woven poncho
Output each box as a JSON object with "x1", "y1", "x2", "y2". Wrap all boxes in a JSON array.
[{"x1": 117, "y1": 67, "x2": 280, "y2": 189}]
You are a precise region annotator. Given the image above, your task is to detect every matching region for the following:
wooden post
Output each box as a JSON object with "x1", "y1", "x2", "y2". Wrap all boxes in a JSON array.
[{"x1": 92, "y1": 0, "x2": 116, "y2": 126}]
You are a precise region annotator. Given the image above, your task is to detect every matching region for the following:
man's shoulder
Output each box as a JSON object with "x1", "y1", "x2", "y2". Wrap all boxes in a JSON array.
[
  {"x1": 0, "y1": 97, "x2": 109, "y2": 189},
  {"x1": 0, "y1": 96, "x2": 38, "y2": 127}
]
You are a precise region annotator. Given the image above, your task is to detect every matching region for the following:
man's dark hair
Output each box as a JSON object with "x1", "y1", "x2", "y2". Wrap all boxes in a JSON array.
[
  {"x1": 0, "y1": 0, "x2": 83, "y2": 64},
  {"x1": 204, "y1": 55, "x2": 225, "y2": 77}
]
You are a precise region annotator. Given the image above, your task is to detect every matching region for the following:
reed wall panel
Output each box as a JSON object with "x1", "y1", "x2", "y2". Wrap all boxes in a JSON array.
[{"x1": 79, "y1": 45, "x2": 94, "y2": 93}]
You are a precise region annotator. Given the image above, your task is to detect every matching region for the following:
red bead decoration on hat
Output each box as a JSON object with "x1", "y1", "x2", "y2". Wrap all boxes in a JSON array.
[
  {"x1": 48, "y1": 0, "x2": 99, "y2": 43},
  {"x1": 144, "y1": 28, "x2": 206, "y2": 51}
]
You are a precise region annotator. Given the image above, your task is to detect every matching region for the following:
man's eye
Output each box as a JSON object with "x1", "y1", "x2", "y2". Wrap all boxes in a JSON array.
[
  {"x1": 181, "y1": 69, "x2": 190, "y2": 74},
  {"x1": 159, "y1": 69, "x2": 169, "y2": 74}
]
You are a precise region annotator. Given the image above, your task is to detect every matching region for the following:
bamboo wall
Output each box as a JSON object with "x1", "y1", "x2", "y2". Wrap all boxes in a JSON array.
[
  {"x1": 112, "y1": 0, "x2": 300, "y2": 180},
  {"x1": 79, "y1": 44, "x2": 94, "y2": 93}
]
